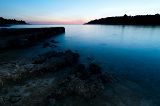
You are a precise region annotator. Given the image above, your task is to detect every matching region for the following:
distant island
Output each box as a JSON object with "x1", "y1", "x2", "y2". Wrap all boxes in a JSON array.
[
  {"x1": 86, "y1": 14, "x2": 160, "y2": 25},
  {"x1": 0, "y1": 17, "x2": 27, "y2": 27}
]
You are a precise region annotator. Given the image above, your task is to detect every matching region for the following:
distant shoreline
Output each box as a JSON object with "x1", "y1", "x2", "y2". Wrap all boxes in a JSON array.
[
  {"x1": 0, "y1": 17, "x2": 28, "y2": 27},
  {"x1": 86, "y1": 14, "x2": 160, "y2": 26}
]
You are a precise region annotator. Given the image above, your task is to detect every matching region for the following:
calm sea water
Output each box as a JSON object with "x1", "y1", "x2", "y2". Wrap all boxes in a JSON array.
[{"x1": 2, "y1": 25, "x2": 160, "y2": 104}]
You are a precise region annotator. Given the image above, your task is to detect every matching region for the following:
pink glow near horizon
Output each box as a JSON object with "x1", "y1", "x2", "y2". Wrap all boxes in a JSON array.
[
  {"x1": 1, "y1": 0, "x2": 160, "y2": 25},
  {"x1": 28, "y1": 19, "x2": 86, "y2": 25}
]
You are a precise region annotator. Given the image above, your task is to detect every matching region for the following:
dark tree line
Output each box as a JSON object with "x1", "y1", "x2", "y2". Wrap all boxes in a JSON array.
[
  {"x1": 86, "y1": 14, "x2": 160, "y2": 25},
  {"x1": 0, "y1": 17, "x2": 27, "y2": 26}
]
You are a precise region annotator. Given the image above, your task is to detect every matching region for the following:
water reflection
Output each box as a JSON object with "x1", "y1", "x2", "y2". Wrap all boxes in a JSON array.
[
  {"x1": 5, "y1": 25, "x2": 160, "y2": 98},
  {"x1": 53, "y1": 25, "x2": 160, "y2": 93}
]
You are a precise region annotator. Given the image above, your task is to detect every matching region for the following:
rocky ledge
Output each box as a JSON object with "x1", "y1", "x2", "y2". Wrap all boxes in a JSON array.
[
  {"x1": 0, "y1": 27, "x2": 65, "y2": 51},
  {"x1": 0, "y1": 50, "x2": 116, "y2": 106}
]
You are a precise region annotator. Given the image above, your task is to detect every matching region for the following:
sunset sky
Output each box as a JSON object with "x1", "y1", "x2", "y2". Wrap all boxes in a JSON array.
[{"x1": 0, "y1": 0, "x2": 160, "y2": 24}]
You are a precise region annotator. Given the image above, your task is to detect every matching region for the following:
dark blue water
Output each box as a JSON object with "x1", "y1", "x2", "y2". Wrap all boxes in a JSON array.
[
  {"x1": 55, "y1": 25, "x2": 160, "y2": 95},
  {"x1": 2, "y1": 25, "x2": 160, "y2": 104}
]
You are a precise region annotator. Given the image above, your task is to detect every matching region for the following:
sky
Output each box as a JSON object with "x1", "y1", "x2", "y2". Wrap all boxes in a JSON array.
[{"x1": 0, "y1": 0, "x2": 160, "y2": 24}]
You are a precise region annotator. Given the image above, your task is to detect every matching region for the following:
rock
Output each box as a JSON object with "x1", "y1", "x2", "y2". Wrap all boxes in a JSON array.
[
  {"x1": 89, "y1": 63, "x2": 101, "y2": 75},
  {"x1": 64, "y1": 50, "x2": 79, "y2": 66},
  {"x1": 43, "y1": 42, "x2": 57, "y2": 48},
  {"x1": 1, "y1": 50, "x2": 80, "y2": 86},
  {"x1": 43, "y1": 42, "x2": 50, "y2": 48},
  {"x1": 8, "y1": 38, "x2": 31, "y2": 48},
  {"x1": 52, "y1": 67, "x2": 105, "y2": 99},
  {"x1": 50, "y1": 40, "x2": 58, "y2": 43},
  {"x1": 32, "y1": 51, "x2": 62, "y2": 64},
  {"x1": 72, "y1": 64, "x2": 89, "y2": 80},
  {"x1": 73, "y1": 64, "x2": 85, "y2": 75},
  {"x1": 99, "y1": 73, "x2": 117, "y2": 83},
  {"x1": 52, "y1": 44, "x2": 58, "y2": 48},
  {"x1": 87, "y1": 57, "x2": 93, "y2": 61},
  {"x1": 0, "y1": 27, "x2": 65, "y2": 50},
  {"x1": 0, "y1": 50, "x2": 116, "y2": 105},
  {"x1": 48, "y1": 98, "x2": 56, "y2": 106},
  {"x1": 8, "y1": 95, "x2": 21, "y2": 104},
  {"x1": 0, "y1": 97, "x2": 5, "y2": 105},
  {"x1": 46, "y1": 63, "x2": 111, "y2": 100}
]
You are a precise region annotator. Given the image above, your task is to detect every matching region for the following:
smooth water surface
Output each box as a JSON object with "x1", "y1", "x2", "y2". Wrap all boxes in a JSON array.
[{"x1": 2, "y1": 25, "x2": 160, "y2": 104}]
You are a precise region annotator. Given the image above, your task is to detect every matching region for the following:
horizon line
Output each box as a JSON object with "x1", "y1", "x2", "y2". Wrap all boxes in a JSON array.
[{"x1": 2, "y1": 13, "x2": 160, "y2": 25}]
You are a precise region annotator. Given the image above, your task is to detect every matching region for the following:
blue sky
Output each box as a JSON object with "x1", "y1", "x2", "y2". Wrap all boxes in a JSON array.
[{"x1": 0, "y1": 0, "x2": 160, "y2": 24}]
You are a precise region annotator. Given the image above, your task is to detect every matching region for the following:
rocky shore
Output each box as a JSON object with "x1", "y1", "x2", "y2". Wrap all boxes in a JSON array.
[
  {"x1": 0, "y1": 49, "x2": 116, "y2": 106},
  {"x1": 0, "y1": 27, "x2": 65, "y2": 51},
  {"x1": 0, "y1": 27, "x2": 118, "y2": 106},
  {"x1": 0, "y1": 27, "x2": 152, "y2": 106}
]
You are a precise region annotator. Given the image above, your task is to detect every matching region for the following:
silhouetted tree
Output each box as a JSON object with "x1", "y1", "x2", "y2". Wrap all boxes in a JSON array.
[
  {"x1": 0, "y1": 17, "x2": 27, "y2": 26},
  {"x1": 86, "y1": 14, "x2": 160, "y2": 25}
]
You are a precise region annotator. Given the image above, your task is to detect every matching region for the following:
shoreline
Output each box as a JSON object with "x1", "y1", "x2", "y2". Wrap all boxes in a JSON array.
[
  {"x1": 0, "y1": 27, "x2": 115, "y2": 105},
  {"x1": 0, "y1": 26, "x2": 158, "y2": 106},
  {"x1": 0, "y1": 49, "x2": 116, "y2": 106},
  {"x1": 0, "y1": 27, "x2": 65, "y2": 52},
  {"x1": 0, "y1": 28, "x2": 112, "y2": 106},
  {"x1": 86, "y1": 14, "x2": 160, "y2": 25}
]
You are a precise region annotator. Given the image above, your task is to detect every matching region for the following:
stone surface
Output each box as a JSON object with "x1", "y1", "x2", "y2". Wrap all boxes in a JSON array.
[{"x1": 0, "y1": 27, "x2": 65, "y2": 50}]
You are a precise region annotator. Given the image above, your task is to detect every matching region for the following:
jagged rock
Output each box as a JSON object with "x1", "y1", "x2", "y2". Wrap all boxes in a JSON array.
[
  {"x1": 49, "y1": 63, "x2": 107, "y2": 99},
  {"x1": 0, "y1": 50, "x2": 115, "y2": 106},
  {"x1": 0, "y1": 50, "x2": 79, "y2": 86},
  {"x1": 51, "y1": 76, "x2": 104, "y2": 99}
]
